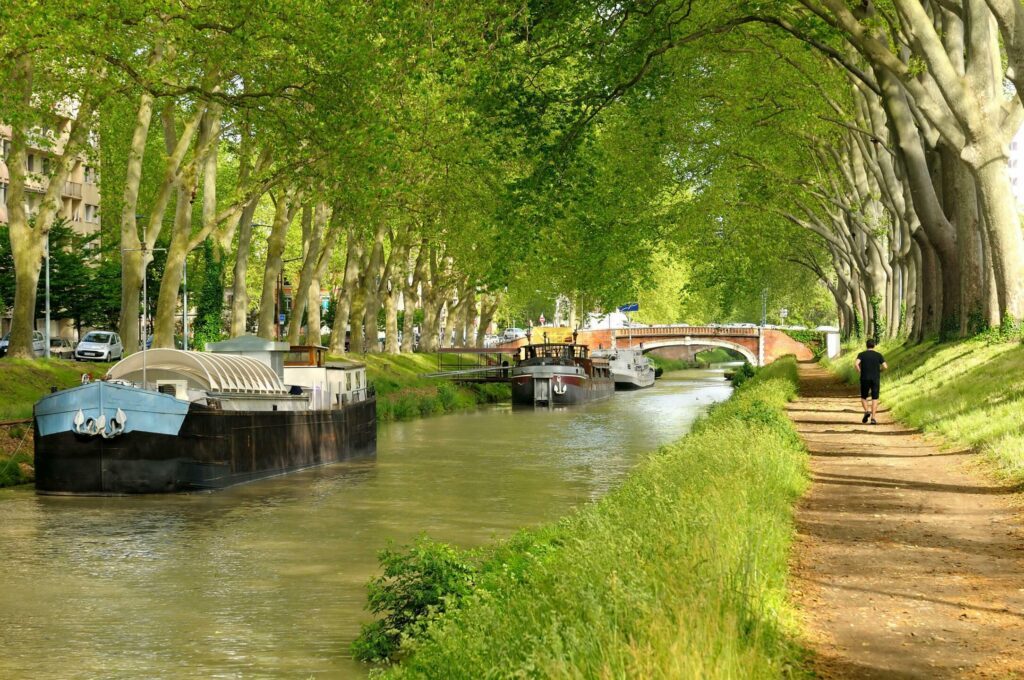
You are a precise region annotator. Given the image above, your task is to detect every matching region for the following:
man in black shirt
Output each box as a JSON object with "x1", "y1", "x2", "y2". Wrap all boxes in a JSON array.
[{"x1": 855, "y1": 339, "x2": 888, "y2": 424}]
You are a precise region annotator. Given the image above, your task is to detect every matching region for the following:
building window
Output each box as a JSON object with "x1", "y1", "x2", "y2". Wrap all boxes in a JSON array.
[
  {"x1": 1, "y1": 139, "x2": 9, "y2": 159},
  {"x1": 0, "y1": 183, "x2": 6, "y2": 205},
  {"x1": 42, "y1": 157, "x2": 51, "y2": 176},
  {"x1": 27, "y1": 154, "x2": 34, "y2": 172}
]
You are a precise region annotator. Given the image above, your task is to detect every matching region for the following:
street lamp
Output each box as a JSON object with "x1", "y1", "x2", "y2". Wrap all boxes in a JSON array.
[{"x1": 44, "y1": 234, "x2": 50, "y2": 358}]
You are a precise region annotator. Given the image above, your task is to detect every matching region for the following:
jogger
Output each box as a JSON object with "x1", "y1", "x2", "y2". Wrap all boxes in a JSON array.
[{"x1": 855, "y1": 339, "x2": 888, "y2": 424}]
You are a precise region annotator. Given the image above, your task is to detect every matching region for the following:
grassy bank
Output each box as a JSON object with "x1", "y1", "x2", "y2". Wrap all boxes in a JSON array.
[
  {"x1": 826, "y1": 337, "x2": 1024, "y2": 483},
  {"x1": 355, "y1": 358, "x2": 809, "y2": 678},
  {"x1": 345, "y1": 353, "x2": 510, "y2": 422}
]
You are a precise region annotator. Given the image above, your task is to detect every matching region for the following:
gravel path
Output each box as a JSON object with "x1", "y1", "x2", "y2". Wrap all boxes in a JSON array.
[{"x1": 787, "y1": 363, "x2": 1024, "y2": 679}]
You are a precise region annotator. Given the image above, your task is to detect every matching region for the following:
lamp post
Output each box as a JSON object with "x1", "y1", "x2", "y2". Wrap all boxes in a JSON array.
[
  {"x1": 182, "y1": 253, "x2": 188, "y2": 351},
  {"x1": 43, "y1": 234, "x2": 51, "y2": 358}
]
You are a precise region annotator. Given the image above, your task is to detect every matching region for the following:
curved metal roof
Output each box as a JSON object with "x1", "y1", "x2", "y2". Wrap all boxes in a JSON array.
[{"x1": 108, "y1": 349, "x2": 288, "y2": 394}]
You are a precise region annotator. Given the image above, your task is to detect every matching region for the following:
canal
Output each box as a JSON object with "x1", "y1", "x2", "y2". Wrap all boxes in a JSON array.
[{"x1": 0, "y1": 369, "x2": 732, "y2": 678}]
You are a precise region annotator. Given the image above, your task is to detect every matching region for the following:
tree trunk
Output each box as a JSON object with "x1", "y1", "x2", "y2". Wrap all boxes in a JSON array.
[
  {"x1": 257, "y1": 191, "x2": 297, "y2": 340},
  {"x1": 328, "y1": 225, "x2": 363, "y2": 353},
  {"x1": 229, "y1": 198, "x2": 260, "y2": 336},
  {"x1": 152, "y1": 187, "x2": 193, "y2": 348}
]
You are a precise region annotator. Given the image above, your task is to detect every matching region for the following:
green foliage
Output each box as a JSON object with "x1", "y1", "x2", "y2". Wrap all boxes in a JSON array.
[
  {"x1": 359, "y1": 358, "x2": 807, "y2": 678},
  {"x1": 191, "y1": 241, "x2": 226, "y2": 348},
  {"x1": 353, "y1": 538, "x2": 478, "y2": 662},
  {"x1": 0, "y1": 450, "x2": 33, "y2": 488},
  {"x1": 783, "y1": 329, "x2": 827, "y2": 359},
  {"x1": 729, "y1": 361, "x2": 757, "y2": 388}
]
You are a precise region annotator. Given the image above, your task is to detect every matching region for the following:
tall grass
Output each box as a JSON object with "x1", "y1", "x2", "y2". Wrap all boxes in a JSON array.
[
  {"x1": 826, "y1": 338, "x2": 1024, "y2": 483},
  {"x1": 358, "y1": 358, "x2": 809, "y2": 678}
]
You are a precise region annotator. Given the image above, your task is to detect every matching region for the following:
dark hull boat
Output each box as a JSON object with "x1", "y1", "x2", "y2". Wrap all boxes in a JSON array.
[
  {"x1": 510, "y1": 342, "x2": 614, "y2": 406},
  {"x1": 33, "y1": 338, "x2": 376, "y2": 495}
]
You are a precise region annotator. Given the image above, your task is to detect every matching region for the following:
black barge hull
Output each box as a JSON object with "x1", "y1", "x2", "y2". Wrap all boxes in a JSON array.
[{"x1": 34, "y1": 399, "x2": 377, "y2": 495}]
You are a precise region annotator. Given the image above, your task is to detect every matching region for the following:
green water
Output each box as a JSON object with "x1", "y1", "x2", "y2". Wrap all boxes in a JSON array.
[{"x1": 0, "y1": 370, "x2": 731, "y2": 678}]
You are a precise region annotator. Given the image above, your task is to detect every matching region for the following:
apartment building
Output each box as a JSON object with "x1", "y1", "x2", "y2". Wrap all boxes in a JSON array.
[
  {"x1": 0, "y1": 115, "x2": 101, "y2": 339},
  {"x1": 0, "y1": 119, "x2": 101, "y2": 236}
]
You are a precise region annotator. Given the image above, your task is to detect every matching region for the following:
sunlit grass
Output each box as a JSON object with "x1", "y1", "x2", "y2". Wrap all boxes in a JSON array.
[
  {"x1": 363, "y1": 359, "x2": 810, "y2": 678},
  {"x1": 826, "y1": 338, "x2": 1024, "y2": 482}
]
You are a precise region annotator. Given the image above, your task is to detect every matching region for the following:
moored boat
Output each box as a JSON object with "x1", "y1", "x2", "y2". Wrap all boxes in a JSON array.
[
  {"x1": 33, "y1": 336, "x2": 376, "y2": 495},
  {"x1": 592, "y1": 348, "x2": 656, "y2": 390},
  {"x1": 510, "y1": 342, "x2": 614, "y2": 406}
]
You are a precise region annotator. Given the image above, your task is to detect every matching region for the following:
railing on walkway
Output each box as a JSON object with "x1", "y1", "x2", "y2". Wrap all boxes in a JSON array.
[{"x1": 613, "y1": 325, "x2": 759, "y2": 337}]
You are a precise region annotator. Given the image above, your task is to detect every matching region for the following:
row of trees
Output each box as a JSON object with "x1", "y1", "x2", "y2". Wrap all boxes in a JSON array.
[{"x1": 6, "y1": 2, "x2": 1018, "y2": 358}]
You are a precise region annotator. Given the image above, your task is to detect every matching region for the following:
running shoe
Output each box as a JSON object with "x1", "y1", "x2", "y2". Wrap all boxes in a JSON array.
[{"x1": 862, "y1": 413, "x2": 870, "y2": 423}]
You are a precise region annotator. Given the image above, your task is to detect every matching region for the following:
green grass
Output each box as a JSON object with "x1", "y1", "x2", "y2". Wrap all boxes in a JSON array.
[
  {"x1": 0, "y1": 357, "x2": 112, "y2": 421},
  {"x1": 825, "y1": 338, "x2": 1024, "y2": 483},
  {"x1": 337, "y1": 353, "x2": 510, "y2": 422},
  {"x1": 357, "y1": 358, "x2": 809, "y2": 678}
]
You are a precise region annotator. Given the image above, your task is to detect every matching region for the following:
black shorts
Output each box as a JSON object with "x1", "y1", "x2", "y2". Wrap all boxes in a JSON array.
[{"x1": 860, "y1": 378, "x2": 880, "y2": 400}]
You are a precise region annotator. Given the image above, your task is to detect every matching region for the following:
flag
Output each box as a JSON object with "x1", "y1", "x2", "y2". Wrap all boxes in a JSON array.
[{"x1": 617, "y1": 303, "x2": 639, "y2": 312}]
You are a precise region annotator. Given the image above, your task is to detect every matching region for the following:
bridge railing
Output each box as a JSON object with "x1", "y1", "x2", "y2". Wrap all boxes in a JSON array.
[{"x1": 613, "y1": 325, "x2": 759, "y2": 337}]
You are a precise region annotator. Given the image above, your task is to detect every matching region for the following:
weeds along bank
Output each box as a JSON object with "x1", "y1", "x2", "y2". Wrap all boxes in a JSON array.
[
  {"x1": 354, "y1": 358, "x2": 809, "y2": 678},
  {"x1": 827, "y1": 337, "x2": 1024, "y2": 484},
  {"x1": 353, "y1": 353, "x2": 510, "y2": 423}
]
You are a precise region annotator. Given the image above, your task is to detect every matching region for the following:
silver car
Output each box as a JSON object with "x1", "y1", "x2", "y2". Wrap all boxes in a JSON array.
[
  {"x1": 75, "y1": 331, "x2": 124, "y2": 362},
  {"x1": 0, "y1": 331, "x2": 46, "y2": 357}
]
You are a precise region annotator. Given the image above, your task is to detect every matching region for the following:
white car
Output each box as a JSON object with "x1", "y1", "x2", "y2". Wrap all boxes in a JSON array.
[
  {"x1": 501, "y1": 327, "x2": 527, "y2": 342},
  {"x1": 0, "y1": 331, "x2": 46, "y2": 357},
  {"x1": 75, "y1": 331, "x2": 124, "y2": 362}
]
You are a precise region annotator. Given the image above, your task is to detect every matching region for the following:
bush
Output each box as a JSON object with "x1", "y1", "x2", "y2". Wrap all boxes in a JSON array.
[
  {"x1": 730, "y1": 361, "x2": 756, "y2": 388},
  {"x1": 353, "y1": 538, "x2": 479, "y2": 662}
]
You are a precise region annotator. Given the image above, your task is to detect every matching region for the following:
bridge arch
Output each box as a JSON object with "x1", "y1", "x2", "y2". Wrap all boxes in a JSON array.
[{"x1": 638, "y1": 338, "x2": 758, "y2": 366}]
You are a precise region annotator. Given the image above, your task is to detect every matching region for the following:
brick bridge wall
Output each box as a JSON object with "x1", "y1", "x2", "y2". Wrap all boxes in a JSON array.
[{"x1": 500, "y1": 326, "x2": 813, "y2": 366}]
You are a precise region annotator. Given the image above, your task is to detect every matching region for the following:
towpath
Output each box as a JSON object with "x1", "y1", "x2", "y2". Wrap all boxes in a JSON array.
[{"x1": 786, "y1": 363, "x2": 1024, "y2": 679}]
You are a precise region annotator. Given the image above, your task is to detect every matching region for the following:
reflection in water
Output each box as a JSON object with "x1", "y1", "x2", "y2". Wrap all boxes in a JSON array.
[{"x1": 0, "y1": 370, "x2": 731, "y2": 679}]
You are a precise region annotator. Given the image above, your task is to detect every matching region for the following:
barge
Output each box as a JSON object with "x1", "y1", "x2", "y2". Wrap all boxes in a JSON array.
[
  {"x1": 510, "y1": 342, "x2": 614, "y2": 406},
  {"x1": 33, "y1": 336, "x2": 376, "y2": 495}
]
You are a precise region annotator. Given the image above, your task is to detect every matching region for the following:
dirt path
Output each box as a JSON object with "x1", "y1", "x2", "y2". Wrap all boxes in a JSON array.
[{"x1": 787, "y1": 363, "x2": 1024, "y2": 679}]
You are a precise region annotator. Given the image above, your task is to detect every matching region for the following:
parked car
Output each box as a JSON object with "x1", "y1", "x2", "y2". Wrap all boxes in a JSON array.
[
  {"x1": 75, "y1": 331, "x2": 124, "y2": 362},
  {"x1": 49, "y1": 337, "x2": 75, "y2": 358},
  {"x1": 501, "y1": 327, "x2": 527, "y2": 342},
  {"x1": 0, "y1": 331, "x2": 46, "y2": 358}
]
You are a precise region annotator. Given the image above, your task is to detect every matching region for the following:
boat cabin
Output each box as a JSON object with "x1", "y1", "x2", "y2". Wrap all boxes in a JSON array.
[
  {"x1": 515, "y1": 343, "x2": 611, "y2": 379},
  {"x1": 281, "y1": 345, "x2": 369, "y2": 409}
]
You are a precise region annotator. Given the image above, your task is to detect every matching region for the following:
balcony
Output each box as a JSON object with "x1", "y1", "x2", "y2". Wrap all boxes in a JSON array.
[{"x1": 63, "y1": 181, "x2": 82, "y2": 198}]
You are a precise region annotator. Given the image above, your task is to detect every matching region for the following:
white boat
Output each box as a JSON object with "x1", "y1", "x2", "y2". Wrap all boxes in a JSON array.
[{"x1": 592, "y1": 348, "x2": 656, "y2": 390}]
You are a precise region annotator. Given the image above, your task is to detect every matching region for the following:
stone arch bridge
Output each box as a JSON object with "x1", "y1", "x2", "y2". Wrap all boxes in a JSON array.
[{"x1": 571, "y1": 326, "x2": 814, "y2": 367}]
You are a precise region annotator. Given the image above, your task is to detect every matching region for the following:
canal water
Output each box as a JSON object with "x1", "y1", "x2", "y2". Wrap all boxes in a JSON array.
[{"x1": 0, "y1": 369, "x2": 731, "y2": 679}]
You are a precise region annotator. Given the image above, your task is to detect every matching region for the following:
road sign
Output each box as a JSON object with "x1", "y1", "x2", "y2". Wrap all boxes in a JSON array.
[
  {"x1": 279, "y1": 313, "x2": 286, "y2": 325},
  {"x1": 780, "y1": 308, "x2": 789, "y2": 319},
  {"x1": 617, "y1": 302, "x2": 640, "y2": 312}
]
